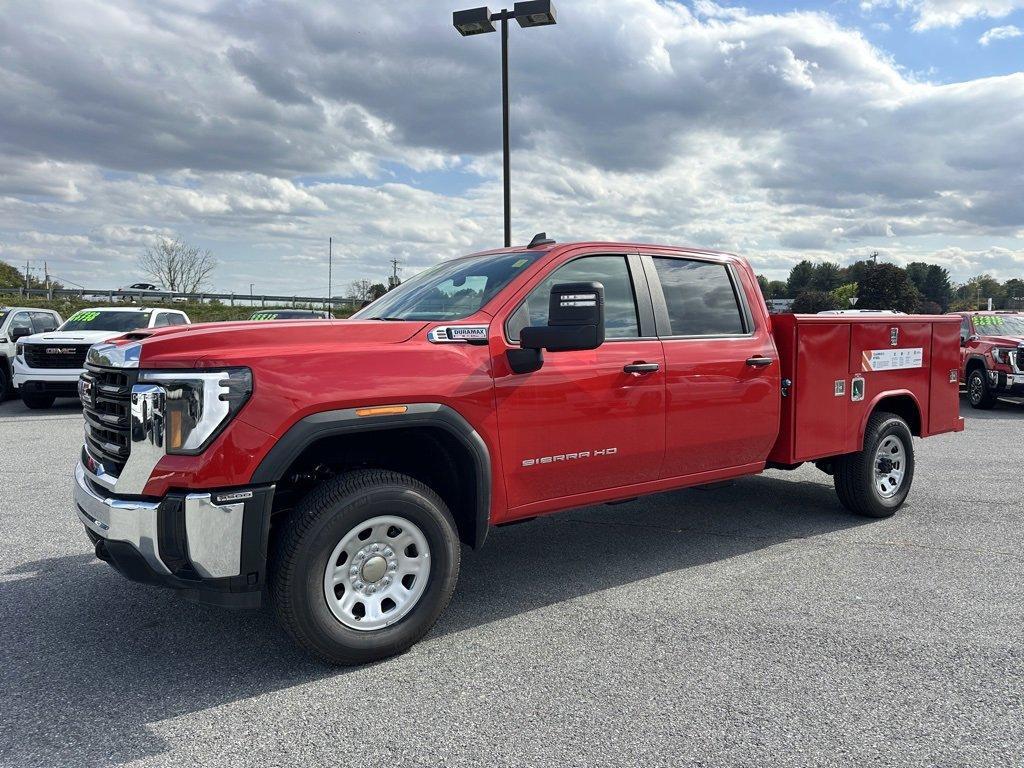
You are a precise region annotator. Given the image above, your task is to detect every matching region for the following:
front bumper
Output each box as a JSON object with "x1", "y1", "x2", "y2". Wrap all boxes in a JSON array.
[
  {"x1": 74, "y1": 462, "x2": 273, "y2": 608},
  {"x1": 12, "y1": 360, "x2": 82, "y2": 394},
  {"x1": 987, "y1": 370, "x2": 1024, "y2": 396}
]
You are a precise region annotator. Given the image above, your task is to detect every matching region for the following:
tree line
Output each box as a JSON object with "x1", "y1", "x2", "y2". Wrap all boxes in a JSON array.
[{"x1": 758, "y1": 258, "x2": 1024, "y2": 314}]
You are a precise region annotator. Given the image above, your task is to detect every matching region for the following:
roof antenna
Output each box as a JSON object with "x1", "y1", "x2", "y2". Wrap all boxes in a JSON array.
[{"x1": 527, "y1": 232, "x2": 556, "y2": 248}]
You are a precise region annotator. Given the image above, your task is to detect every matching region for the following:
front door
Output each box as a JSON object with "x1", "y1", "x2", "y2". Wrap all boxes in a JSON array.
[{"x1": 493, "y1": 253, "x2": 666, "y2": 513}]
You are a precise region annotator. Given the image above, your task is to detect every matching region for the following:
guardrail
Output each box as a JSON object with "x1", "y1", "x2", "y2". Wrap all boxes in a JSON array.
[{"x1": 2, "y1": 286, "x2": 361, "y2": 311}]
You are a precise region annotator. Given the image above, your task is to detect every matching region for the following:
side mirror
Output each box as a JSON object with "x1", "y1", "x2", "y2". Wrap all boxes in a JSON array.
[
  {"x1": 10, "y1": 326, "x2": 31, "y2": 341},
  {"x1": 508, "y1": 282, "x2": 605, "y2": 374}
]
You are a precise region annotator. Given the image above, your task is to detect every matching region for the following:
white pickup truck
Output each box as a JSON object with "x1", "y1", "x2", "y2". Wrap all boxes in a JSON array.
[
  {"x1": 0, "y1": 307, "x2": 63, "y2": 400},
  {"x1": 12, "y1": 306, "x2": 190, "y2": 408}
]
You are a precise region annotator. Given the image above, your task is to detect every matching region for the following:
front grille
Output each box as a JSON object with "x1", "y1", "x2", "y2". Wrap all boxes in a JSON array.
[
  {"x1": 24, "y1": 343, "x2": 92, "y2": 369},
  {"x1": 81, "y1": 363, "x2": 136, "y2": 475}
]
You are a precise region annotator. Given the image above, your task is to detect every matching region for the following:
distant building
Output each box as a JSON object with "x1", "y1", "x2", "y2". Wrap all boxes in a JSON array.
[{"x1": 767, "y1": 298, "x2": 794, "y2": 313}]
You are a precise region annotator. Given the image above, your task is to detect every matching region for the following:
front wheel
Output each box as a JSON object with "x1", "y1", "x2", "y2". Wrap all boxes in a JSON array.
[
  {"x1": 271, "y1": 469, "x2": 461, "y2": 665},
  {"x1": 967, "y1": 368, "x2": 997, "y2": 409},
  {"x1": 0, "y1": 367, "x2": 12, "y2": 401},
  {"x1": 833, "y1": 412, "x2": 915, "y2": 518}
]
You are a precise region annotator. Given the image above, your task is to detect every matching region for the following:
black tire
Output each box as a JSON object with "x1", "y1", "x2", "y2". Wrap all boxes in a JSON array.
[
  {"x1": 271, "y1": 469, "x2": 461, "y2": 665},
  {"x1": 0, "y1": 366, "x2": 11, "y2": 401},
  {"x1": 967, "y1": 367, "x2": 997, "y2": 410},
  {"x1": 21, "y1": 391, "x2": 56, "y2": 409},
  {"x1": 834, "y1": 411, "x2": 915, "y2": 518}
]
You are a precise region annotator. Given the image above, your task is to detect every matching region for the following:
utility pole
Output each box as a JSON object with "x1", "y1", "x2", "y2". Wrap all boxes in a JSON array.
[
  {"x1": 328, "y1": 237, "x2": 333, "y2": 310},
  {"x1": 869, "y1": 251, "x2": 879, "y2": 264},
  {"x1": 24, "y1": 260, "x2": 30, "y2": 293},
  {"x1": 389, "y1": 257, "x2": 401, "y2": 290}
]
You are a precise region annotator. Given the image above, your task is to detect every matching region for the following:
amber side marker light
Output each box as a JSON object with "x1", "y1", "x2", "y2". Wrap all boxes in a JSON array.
[{"x1": 355, "y1": 405, "x2": 409, "y2": 417}]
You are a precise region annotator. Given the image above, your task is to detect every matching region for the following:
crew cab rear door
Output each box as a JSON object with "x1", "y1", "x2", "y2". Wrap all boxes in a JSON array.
[
  {"x1": 642, "y1": 253, "x2": 780, "y2": 479},
  {"x1": 492, "y1": 252, "x2": 666, "y2": 512}
]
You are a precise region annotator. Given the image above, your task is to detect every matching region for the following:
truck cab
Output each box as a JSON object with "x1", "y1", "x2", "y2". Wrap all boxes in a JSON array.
[
  {"x1": 0, "y1": 307, "x2": 63, "y2": 400},
  {"x1": 72, "y1": 240, "x2": 962, "y2": 665},
  {"x1": 14, "y1": 306, "x2": 190, "y2": 408},
  {"x1": 954, "y1": 311, "x2": 1024, "y2": 409}
]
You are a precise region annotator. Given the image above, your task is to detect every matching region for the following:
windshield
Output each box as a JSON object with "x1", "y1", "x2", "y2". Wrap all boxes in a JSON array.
[
  {"x1": 974, "y1": 314, "x2": 1024, "y2": 337},
  {"x1": 353, "y1": 251, "x2": 542, "y2": 321},
  {"x1": 58, "y1": 310, "x2": 152, "y2": 332}
]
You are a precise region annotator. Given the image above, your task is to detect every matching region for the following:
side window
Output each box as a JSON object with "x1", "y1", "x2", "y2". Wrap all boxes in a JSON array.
[
  {"x1": 168, "y1": 314, "x2": 187, "y2": 326},
  {"x1": 153, "y1": 313, "x2": 170, "y2": 327},
  {"x1": 31, "y1": 312, "x2": 58, "y2": 333},
  {"x1": 508, "y1": 255, "x2": 639, "y2": 341},
  {"x1": 652, "y1": 258, "x2": 746, "y2": 336},
  {"x1": 10, "y1": 312, "x2": 32, "y2": 336},
  {"x1": 960, "y1": 316, "x2": 970, "y2": 343}
]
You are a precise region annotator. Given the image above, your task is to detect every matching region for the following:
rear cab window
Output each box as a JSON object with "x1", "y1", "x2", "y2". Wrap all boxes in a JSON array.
[{"x1": 650, "y1": 257, "x2": 748, "y2": 337}]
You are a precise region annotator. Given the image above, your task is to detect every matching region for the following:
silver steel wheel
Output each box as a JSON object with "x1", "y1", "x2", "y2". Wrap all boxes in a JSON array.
[
  {"x1": 874, "y1": 434, "x2": 906, "y2": 499},
  {"x1": 322, "y1": 515, "x2": 430, "y2": 631}
]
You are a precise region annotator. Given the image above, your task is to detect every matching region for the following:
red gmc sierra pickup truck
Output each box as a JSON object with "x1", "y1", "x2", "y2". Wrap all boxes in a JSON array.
[{"x1": 75, "y1": 238, "x2": 964, "y2": 664}]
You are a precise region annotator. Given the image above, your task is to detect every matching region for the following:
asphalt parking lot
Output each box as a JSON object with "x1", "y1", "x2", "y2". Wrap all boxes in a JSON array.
[{"x1": 1, "y1": 397, "x2": 1022, "y2": 767}]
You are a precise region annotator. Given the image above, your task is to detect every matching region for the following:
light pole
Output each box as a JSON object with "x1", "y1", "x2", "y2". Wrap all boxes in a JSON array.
[{"x1": 453, "y1": 1, "x2": 557, "y2": 247}]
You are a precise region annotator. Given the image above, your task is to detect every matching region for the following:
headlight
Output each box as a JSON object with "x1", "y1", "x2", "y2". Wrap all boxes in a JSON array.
[
  {"x1": 15, "y1": 343, "x2": 24, "y2": 358},
  {"x1": 991, "y1": 347, "x2": 1014, "y2": 364},
  {"x1": 138, "y1": 368, "x2": 252, "y2": 455}
]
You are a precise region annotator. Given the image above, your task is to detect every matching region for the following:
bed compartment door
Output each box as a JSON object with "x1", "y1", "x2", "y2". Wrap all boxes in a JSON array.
[{"x1": 793, "y1": 323, "x2": 851, "y2": 461}]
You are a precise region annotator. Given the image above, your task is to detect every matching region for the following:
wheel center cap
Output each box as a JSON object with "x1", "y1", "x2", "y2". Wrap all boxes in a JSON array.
[{"x1": 361, "y1": 555, "x2": 388, "y2": 583}]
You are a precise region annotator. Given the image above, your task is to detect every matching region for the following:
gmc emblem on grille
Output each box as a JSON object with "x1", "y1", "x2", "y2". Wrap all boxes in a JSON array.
[{"x1": 46, "y1": 347, "x2": 77, "y2": 354}]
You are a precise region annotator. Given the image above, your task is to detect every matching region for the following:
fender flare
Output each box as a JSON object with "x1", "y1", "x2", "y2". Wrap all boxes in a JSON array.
[
  {"x1": 251, "y1": 403, "x2": 492, "y2": 549},
  {"x1": 858, "y1": 388, "x2": 923, "y2": 445},
  {"x1": 964, "y1": 354, "x2": 988, "y2": 373}
]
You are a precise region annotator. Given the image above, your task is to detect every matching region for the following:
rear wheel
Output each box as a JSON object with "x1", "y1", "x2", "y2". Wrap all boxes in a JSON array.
[
  {"x1": 834, "y1": 411, "x2": 915, "y2": 518},
  {"x1": 967, "y1": 367, "x2": 997, "y2": 409},
  {"x1": 271, "y1": 469, "x2": 460, "y2": 665},
  {"x1": 21, "y1": 391, "x2": 56, "y2": 409}
]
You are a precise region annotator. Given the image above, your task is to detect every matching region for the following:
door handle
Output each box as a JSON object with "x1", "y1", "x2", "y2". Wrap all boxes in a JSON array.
[
  {"x1": 745, "y1": 356, "x2": 773, "y2": 367},
  {"x1": 623, "y1": 362, "x2": 660, "y2": 374}
]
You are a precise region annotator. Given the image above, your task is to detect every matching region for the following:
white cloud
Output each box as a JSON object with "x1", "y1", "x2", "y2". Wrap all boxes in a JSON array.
[
  {"x1": 979, "y1": 24, "x2": 1023, "y2": 44},
  {"x1": 0, "y1": 0, "x2": 1022, "y2": 292},
  {"x1": 862, "y1": 1, "x2": 1024, "y2": 30}
]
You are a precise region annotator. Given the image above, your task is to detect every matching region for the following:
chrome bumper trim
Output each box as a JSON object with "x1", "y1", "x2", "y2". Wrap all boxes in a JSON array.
[
  {"x1": 74, "y1": 462, "x2": 246, "y2": 580},
  {"x1": 74, "y1": 462, "x2": 168, "y2": 575}
]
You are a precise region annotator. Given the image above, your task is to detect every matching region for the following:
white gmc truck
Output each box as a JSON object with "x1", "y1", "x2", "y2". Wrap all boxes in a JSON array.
[{"x1": 13, "y1": 306, "x2": 190, "y2": 408}]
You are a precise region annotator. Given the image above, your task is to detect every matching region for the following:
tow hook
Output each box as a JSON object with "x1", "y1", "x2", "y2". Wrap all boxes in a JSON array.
[{"x1": 94, "y1": 539, "x2": 111, "y2": 563}]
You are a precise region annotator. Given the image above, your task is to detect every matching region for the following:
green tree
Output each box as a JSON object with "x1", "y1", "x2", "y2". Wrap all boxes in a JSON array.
[
  {"x1": 1003, "y1": 278, "x2": 1024, "y2": 310},
  {"x1": 791, "y1": 290, "x2": 840, "y2": 313},
  {"x1": 858, "y1": 263, "x2": 921, "y2": 313},
  {"x1": 766, "y1": 280, "x2": 788, "y2": 299},
  {"x1": 955, "y1": 274, "x2": 1005, "y2": 310},
  {"x1": 811, "y1": 261, "x2": 844, "y2": 292},
  {"x1": 787, "y1": 261, "x2": 815, "y2": 295},
  {"x1": 922, "y1": 265, "x2": 952, "y2": 310},
  {"x1": 829, "y1": 282, "x2": 859, "y2": 308},
  {"x1": 368, "y1": 283, "x2": 388, "y2": 300}
]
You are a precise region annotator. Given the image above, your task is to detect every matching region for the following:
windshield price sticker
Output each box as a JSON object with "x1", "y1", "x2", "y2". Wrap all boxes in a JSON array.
[
  {"x1": 69, "y1": 311, "x2": 101, "y2": 323},
  {"x1": 861, "y1": 347, "x2": 923, "y2": 372}
]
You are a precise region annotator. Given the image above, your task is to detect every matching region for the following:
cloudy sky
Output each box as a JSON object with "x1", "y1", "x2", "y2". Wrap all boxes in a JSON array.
[{"x1": 1, "y1": 0, "x2": 1022, "y2": 295}]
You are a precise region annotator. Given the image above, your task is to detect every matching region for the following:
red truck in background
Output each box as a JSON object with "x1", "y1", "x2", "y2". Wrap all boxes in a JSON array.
[
  {"x1": 953, "y1": 311, "x2": 1024, "y2": 409},
  {"x1": 74, "y1": 239, "x2": 963, "y2": 664}
]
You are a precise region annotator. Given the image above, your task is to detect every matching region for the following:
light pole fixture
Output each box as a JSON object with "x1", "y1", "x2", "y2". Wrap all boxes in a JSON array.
[{"x1": 453, "y1": 1, "x2": 557, "y2": 248}]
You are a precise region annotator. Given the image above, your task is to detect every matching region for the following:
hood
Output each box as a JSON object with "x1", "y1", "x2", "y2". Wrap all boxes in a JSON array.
[
  {"x1": 979, "y1": 334, "x2": 1024, "y2": 346},
  {"x1": 120, "y1": 318, "x2": 431, "y2": 368},
  {"x1": 20, "y1": 330, "x2": 124, "y2": 345}
]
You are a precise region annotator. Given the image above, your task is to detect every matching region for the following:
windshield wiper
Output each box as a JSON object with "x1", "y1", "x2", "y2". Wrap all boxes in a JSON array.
[{"x1": 366, "y1": 316, "x2": 408, "y2": 321}]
